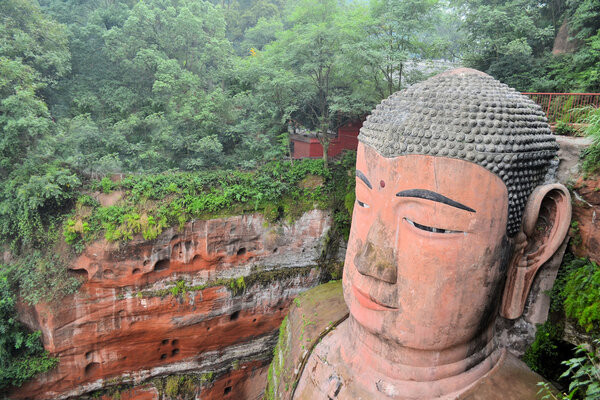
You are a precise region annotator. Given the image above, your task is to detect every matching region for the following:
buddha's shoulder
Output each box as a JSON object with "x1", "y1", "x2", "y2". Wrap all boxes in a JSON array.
[
  {"x1": 266, "y1": 281, "x2": 553, "y2": 400},
  {"x1": 265, "y1": 280, "x2": 348, "y2": 400},
  {"x1": 457, "y1": 350, "x2": 553, "y2": 399},
  {"x1": 292, "y1": 348, "x2": 554, "y2": 400}
]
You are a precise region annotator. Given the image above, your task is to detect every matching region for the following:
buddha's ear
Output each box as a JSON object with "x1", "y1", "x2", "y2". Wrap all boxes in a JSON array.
[{"x1": 500, "y1": 184, "x2": 572, "y2": 320}]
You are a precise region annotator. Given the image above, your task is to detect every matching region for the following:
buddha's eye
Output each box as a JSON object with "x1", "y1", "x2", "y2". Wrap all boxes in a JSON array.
[
  {"x1": 357, "y1": 199, "x2": 370, "y2": 208},
  {"x1": 404, "y1": 217, "x2": 462, "y2": 234}
]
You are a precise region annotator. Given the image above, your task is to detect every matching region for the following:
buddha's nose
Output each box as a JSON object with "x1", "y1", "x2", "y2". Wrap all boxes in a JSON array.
[{"x1": 354, "y1": 219, "x2": 397, "y2": 283}]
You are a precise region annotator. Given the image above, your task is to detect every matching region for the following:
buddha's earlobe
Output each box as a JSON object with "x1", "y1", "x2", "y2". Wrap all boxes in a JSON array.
[{"x1": 500, "y1": 184, "x2": 572, "y2": 319}]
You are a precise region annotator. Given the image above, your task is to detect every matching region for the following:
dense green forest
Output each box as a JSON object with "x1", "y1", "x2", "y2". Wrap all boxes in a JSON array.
[
  {"x1": 1, "y1": 0, "x2": 600, "y2": 393},
  {"x1": 2, "y1": 0, "x2": 599, "y2": 178}
]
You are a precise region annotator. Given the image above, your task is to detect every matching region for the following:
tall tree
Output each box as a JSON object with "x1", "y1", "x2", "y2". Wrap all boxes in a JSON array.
[
  {"x1": 367, "y1": 0, "x2": 442, "y2": 97},
  {"x1": 0, "y1": 0, "x2": 70, "y2": 177},
  {"x1": 43, "y1": 0, "x2": 235, "y2": 172},
  {"x1": 259, "y1": 0, "x2": 376, "y2": 167},
  {"x1": 457, "y1": 0, "x2": 555, "y2": 75}
]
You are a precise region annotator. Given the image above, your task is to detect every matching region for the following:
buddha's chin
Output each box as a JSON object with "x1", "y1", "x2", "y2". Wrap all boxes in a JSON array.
[{"x1": 347, "y1": 305, "x2": 481, "y2": 353}]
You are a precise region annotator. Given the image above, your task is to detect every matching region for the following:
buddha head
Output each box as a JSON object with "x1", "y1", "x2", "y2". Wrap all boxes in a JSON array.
[{"x1": 342, "y1": 68, "x2": 571, "y2": 353}]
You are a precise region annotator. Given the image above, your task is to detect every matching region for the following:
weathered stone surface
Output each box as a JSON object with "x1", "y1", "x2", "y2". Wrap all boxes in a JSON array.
[
  {"x1": 12, "y1": 210, "x2": 333, "y2": 399},
  {"x1": 554, "y1": 136, "x2": 591, "y2": 184},
  {"x1": 570, "y1": 174, "x2": 600, "y2": 263},
  {"x1": 552, "y1": 19, "x2": 581, "y2": 55},
  {"x1": 268, "y1": 280, "x2": 348, "y2": 400}
]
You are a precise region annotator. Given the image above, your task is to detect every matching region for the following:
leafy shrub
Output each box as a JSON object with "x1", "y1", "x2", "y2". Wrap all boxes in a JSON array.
[
  {"x1": 65, "y1": 156, "x2": 354, "y2": 245},
  {"x1": 4, "y1": 252, "x2": 81, "y2": 305},
  {"x1": 555, "y1": 121, "x2": 576, "y2": 136},
  {"x1": 100, "y1": 177, "x2": 113, "y2": 194},
  {"x1": 538, "y1": 341, "x2": 600, "y2": 400},
  {"x1": 158, "y1": 375, "x2": 196, "y2": 399},
  {"x1": 0, "y1": 162, "x2": 81, "y2": 251},
  {"x1": 523, "y1": 320, "x2": 565, "y2": 379},
  {"x1": 562, "y1": 259, "x2": 600, "y2": 333},
  {"x1": 533, "y1": 254, "x2": 600, "y2": 399},
  {"x1": 0, "y1": 273, "x2": 58, "y2": 390},
  {"x1": 582, "y1": 106, "x2": 600, "y2": 172},
  {"x1": 560, "y1": 341, "x2": 600, "y2": 399}
]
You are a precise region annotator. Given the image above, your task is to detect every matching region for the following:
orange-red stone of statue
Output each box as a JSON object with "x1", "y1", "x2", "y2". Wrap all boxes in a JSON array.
[
  {"x1": 274, "y1": 69, "x2": 573, "y2": 399},
  {"x1": 286, "y1": 143, "x2": 571, "y2": 399}
]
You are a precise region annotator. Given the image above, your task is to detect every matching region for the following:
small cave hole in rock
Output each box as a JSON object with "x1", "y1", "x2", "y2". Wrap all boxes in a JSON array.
[
  {"x1": 273, "y1": 247, "x2": 278, "y2": 254},
  {"x1": 172, "y1": 348, "x2": 179, "y2": 356},
  {"x1": 279, "y1": 307, "x2": 283, "y2": 311},
  {"x1": 302, "y1": 248, "x2": 305, "y2": 253},
  {"x1": 103, "y1": 269, "x2": 115, "y2": 279},
  {"x1": 253, "y1": 318, "x2": 257, "y2": 323},
  {"x1": 206, "y1": 326, "x2": 211, "y2": 331},
  {"x1": 154, "y1": 259, "x2": 170, "y2": 271},
  {"x1": 171, "y1": 339, "x2": 179, "y2": 346},
  {"x1": 230, "y1": 311, "x2": 240, "y2": 321},
  {"x1": 192, "y1": 254, "x2": 201, "y2": 262},
  {"x1": 161, "y1": 339, "x2": 169, "y2": 345},
  {"x1": 224, "y1": 386, "x2": 232, "y2": 395},
  {"x1": 143, "y1": 259, "x2": 149, "y2": 266},
  {"x1": 84, "y1": 362, "x2": 100, "y2": 376},
  {"x1": 85, "y1": 351, "x2": 93, "y2": 360},
  {"x1": 173, "y1": 243, "x2": 182, "y2": 257},
  {"x1": 237, "y1": 247, "x2": 246, "y2": 256},
  {"x1": 132, "y1": 268, "x2": 141, "y2": 274},
  {"x1": 275, "y1": 205, "x2": 285, "y2": 221},
  {"x1": 70, "y1": 268, "x2": 89, "y2": 280},
  {"x1": 160, "y1": 353, "x2": 167, "y2": 360}
]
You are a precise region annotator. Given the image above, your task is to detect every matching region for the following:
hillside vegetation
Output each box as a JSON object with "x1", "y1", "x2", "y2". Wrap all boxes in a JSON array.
[{"x1": 1, "y1": 0, "x2": 600, "y2": 393}]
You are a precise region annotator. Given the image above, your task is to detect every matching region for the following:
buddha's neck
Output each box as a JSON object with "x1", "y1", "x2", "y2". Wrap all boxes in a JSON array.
[{"x1": 339, "y1": 316, "x2": 502, "y2": 398}]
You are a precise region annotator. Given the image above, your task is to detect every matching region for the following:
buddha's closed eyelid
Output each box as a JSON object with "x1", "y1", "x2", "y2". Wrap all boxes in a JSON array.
[{"x1": 404, "y1": 217, "x2": 464, "y2": 234}]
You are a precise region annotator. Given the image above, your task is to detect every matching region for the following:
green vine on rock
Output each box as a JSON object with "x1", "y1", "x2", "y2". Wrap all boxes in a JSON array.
[
  {"x1": 62, "y1": 156, "x2": 357, "y2": 247},
  {"x1": 0, "y1": 274, "x2": 58, "y2": 391},
  {"x1": 562, "y1": 259, "x2": 600, "y2": 334}
]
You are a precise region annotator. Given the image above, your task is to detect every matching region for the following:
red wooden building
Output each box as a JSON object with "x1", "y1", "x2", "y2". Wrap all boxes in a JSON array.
[{"x1": 290, "y1": 120, "x2": 362, "y2": 159}]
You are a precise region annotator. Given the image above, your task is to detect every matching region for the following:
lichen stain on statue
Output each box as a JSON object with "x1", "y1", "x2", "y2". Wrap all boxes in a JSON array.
[{"x1": 267, "y1": 68, "x2": 572, "y2": 399}]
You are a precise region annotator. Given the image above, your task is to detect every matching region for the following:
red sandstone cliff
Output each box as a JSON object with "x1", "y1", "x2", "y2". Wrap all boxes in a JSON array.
[
  {"x1": 570, "y1": 174, "x2": 600, "y2": 263},
  {"x1": 11, "y1": 210, "x2": 334, "y2": 399}
]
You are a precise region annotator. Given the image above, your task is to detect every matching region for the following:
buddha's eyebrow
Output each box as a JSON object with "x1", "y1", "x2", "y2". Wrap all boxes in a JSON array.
[
  {"x1": 355, "y1": 170, "x2": 372, "y2": 189},
  {"x1": 396, "y1": 189, "x2": 476, "y2": 213}
]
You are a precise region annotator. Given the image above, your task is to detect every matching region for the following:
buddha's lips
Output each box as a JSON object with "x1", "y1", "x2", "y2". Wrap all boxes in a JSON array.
[{"x1": 353, "y1": 286, "x2": 397, "y2": 311}]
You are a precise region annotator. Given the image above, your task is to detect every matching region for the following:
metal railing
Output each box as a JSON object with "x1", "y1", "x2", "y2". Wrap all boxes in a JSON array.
[{"x1": 522, "y1": 93, "x2": 600, "y2": 124}]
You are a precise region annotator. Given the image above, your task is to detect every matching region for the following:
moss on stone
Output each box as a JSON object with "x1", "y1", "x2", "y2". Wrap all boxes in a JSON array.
[
  {"x1": 139, "y1": 266, "x2": 317, "y2": 299},
  {"x1": 266, "y1": 280, "x2": 345, "y2": 399},
  {"x1": 266, "y1": 315, "x2": 288, "y2": 400}
]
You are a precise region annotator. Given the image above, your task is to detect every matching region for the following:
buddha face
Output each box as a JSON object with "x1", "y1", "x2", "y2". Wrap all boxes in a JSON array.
[{"x1": 342, "y1": 143, "x2": 512, "y2": 350}]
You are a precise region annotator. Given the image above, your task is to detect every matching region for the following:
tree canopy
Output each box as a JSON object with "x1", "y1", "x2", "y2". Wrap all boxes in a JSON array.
[{"x1": 1, "y1": 0, "x2": 600, "y2": 389}]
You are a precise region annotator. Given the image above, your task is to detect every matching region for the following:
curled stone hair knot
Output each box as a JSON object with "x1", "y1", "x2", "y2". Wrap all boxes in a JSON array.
[{"x1": 358, "y1": 68, "x2": 558, "y2": 236}]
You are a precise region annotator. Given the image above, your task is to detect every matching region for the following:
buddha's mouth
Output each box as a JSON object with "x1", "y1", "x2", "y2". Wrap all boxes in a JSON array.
[{"x1": 353, "y1": 286, "x2": 397, "y2": 311}]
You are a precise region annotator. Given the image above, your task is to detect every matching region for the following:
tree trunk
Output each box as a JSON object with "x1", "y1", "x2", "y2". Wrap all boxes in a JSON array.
[{"x1": 322, "y1": 139, "x2": 329, "y2": 169}]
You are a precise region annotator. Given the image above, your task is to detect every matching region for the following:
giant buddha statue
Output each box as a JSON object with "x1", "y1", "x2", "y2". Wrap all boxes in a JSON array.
[{"x1": 266, "y1": 68, "x2": 571, "y2": 399}]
